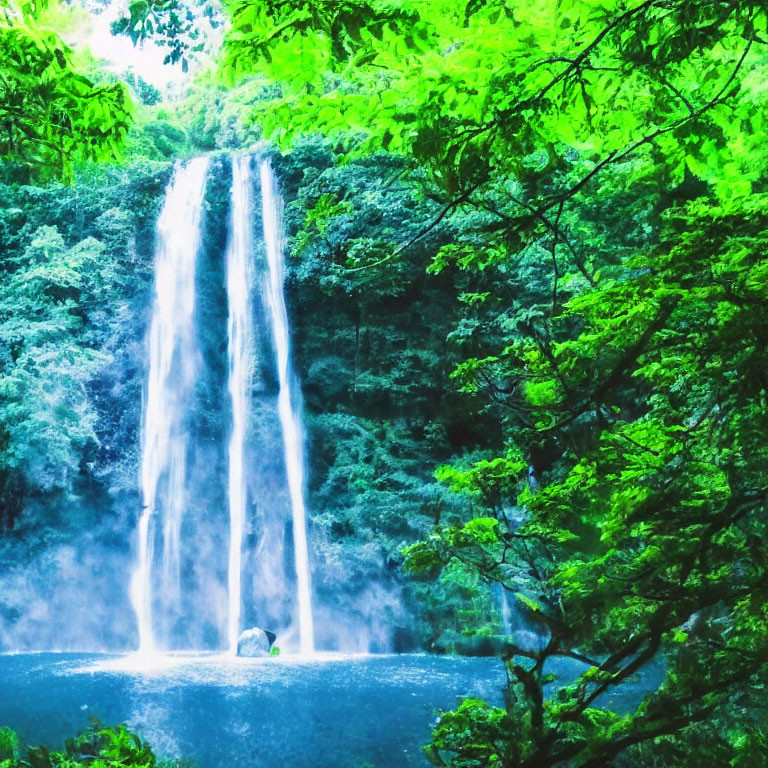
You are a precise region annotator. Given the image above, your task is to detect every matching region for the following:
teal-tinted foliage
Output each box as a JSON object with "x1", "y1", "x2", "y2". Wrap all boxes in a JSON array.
[{"x1": 2, "y1": 0, "x2": 768, "y2": 764}]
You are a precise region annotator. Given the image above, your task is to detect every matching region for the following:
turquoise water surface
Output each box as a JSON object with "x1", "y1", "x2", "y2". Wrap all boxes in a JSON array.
[{"x1": 0, "y1": 653, "x2": 506, "y2": 768}]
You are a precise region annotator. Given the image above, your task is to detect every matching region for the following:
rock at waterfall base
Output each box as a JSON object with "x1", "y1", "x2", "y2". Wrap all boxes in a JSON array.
[{"x1": 237, "y1": 628, "x2": 276, "y2": 657}]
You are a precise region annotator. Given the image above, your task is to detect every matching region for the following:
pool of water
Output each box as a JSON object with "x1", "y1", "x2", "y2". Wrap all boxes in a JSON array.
[{"x1": 0, "y1": 653, "x2": 506, "y2": 768}]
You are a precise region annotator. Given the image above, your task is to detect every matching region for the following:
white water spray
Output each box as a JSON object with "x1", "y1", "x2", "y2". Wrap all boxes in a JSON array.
[
  {"x1": 260, "y1": 160, "x2": 315, "y2": 655},
  {"x1": 226, "y1": 155, "x2": 253, "y2": 653},
  {"x1": 130, "y1": 157, "x2": 210, "y2": 653}
]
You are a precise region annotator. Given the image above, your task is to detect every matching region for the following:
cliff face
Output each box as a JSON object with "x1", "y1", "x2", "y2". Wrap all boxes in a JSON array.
[{"x1": 0, "y1": 144, "x2": 499, "y2": 652}]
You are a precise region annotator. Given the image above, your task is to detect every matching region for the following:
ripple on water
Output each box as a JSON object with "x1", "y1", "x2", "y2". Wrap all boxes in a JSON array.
[{"x1": 0, "y1": 652, "x2": 506, "y2": 768}]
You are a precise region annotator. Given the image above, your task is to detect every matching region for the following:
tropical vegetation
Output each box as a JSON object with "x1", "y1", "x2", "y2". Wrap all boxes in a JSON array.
[{"x1": 1, "y1": 0, "x2": 767, "y2": 765}]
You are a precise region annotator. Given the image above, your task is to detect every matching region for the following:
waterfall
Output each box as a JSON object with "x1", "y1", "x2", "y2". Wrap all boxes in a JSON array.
[
  {"x1": 130, "y1": 157, "x2": 210, "y2": 653},
  {"x1": 260, "y1": 160, "x2": 315, "y2": 655},
  {"x1": 225, "y1": 155, "x2": 253, "y2": 653},
  {"x1": 499, "y1": 584, "x2": 514, "y2": 635},
  {"x1": 130, "y1": 155, "x2": 315, "y2": 656}
]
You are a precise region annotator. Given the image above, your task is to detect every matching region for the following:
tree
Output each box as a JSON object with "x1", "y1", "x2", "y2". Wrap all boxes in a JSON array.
[
  {"x1": 218, "y1": 0, "x2": 768, "y2": 764},
  {"x1": 111, "y1": 0, "x2": 223, "y2": 74},
  {"x1": 404, "y1": 194, "x2": 768, "y2": 766},
  {"x1": 0, "y1": 226, "x2": 106, "y2": 503},
  {"x1": 0, "y1": 0, "x2": 132, "y2": 179}
]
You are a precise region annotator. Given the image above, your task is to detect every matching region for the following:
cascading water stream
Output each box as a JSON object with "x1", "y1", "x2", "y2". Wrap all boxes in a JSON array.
[
  {"x1": 130, "y1": 154, "x2": 314, "y2": 656},
  {"x1": 225, "y1": 155, "x2": 253, "y2": 653},
  {"x1": 260, "y1": 159, "x2": 315, "y2": 655},
  {"x1": 130, "y1": 157, "x2": 210, "y2": 654}
]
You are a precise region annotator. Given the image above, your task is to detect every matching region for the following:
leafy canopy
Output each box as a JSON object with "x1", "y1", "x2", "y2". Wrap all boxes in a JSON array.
[
  {"x1": 223, "y1": 0, "x2": 765, "y2": 207},
  {"x1": 0, "y1": 0, "x2": 132, "y2": 179},
  {"x1": 219, "y1": 0, "x2": 768, "y2": 765}
]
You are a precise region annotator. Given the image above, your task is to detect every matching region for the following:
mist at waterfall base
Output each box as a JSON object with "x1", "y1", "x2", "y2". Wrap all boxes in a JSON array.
[
  {"x1": 0, "y1": 154, "x2": 398, "y2": 654},
  {"x1": 133, "y1": 152, "x2": 349, "y2": 654}
]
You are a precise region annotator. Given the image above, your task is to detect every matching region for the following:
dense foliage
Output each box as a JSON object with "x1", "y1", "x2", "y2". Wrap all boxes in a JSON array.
[
  {"x1": 0, "y1": 722, "x2": 157, "y2": 768},
  {"x1": 2, "y1": 0, "x2": 768, "y2": 765},
  {"x1": 0, "y1": 154, "x2": 173, "y2": 646},
  {"x1": 219, "y1": 0, "x2": 768, "y2": 765},
  {"x1": 277, "y1": 144, "x2": 504, "y2": 647},
  {"x1": 0, "y1": 0, "x2": 132, "y2": 179}
]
